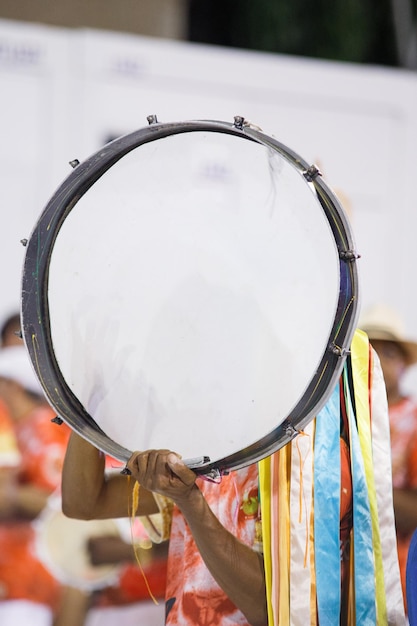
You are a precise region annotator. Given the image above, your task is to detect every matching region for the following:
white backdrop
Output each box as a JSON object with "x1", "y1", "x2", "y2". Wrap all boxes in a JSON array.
[{"x1": 1, "y1": 17, "x2": 417, "y2": 384}]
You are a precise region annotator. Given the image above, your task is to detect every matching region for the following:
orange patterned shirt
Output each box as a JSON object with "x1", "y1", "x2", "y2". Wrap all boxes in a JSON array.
[{"x1": 165, "y1": 464, "x2": 260, "y2": 626}]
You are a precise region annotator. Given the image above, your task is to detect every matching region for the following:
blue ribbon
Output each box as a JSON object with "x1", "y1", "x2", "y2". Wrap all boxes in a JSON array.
[
  {"x1": 314, "y1": 381, "x2": 341, "y2": 625},
  {"x1": 343, "y1": 368, "x2": 376, "y2": 625}
]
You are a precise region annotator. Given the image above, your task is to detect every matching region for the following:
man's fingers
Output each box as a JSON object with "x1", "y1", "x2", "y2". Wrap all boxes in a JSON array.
[
  {"x1": 126, "y1": 450, "x2": 142, "y2": 475},
  {"x1": 126, "y1": 449, "x2": 188, "y2": 486},
  {"x1": 167, "y1": 453, "x2": 197, "y2": 487}
]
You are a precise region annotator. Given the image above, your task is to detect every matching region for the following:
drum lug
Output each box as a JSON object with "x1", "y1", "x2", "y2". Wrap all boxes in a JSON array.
[
  {"x1": 303, "y1": 164, "x2": 322, "y2": 182},
  {"x1": 280, "y1": 419, "x2": 299, "y2": 440},
  {"x1": 51, "y1": 415, "x2": 64, "y2": 425},
  {"x1": 329, "y1": 343, "x2": 351, "y2": 358},
  {"x1": 147, "y1": 114, "x2": 159, "y2": 125},
  {"x1": 69, "y1": 159, "x2": 80, "y2": 169},
  {"x1": 285, "y1": 424, "x2": 299, "y2": 439},
  {"x1": 201, "y1": 467, "x2": 222, "y2": 482},
  {"x1": 233, "y1": 115, "x2": 245, "y2": 129},
  {"x1": 339, "y1": 249, "x2": 360, "y2": 262}
]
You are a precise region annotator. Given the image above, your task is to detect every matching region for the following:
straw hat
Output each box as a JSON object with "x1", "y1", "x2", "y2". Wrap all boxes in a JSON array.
[
  {"x1": 0, "y1": 345, "x2": 44, "y2": 396},
  {"x1": 359, "y1": 303, "x2": 417, "y2": 366}
]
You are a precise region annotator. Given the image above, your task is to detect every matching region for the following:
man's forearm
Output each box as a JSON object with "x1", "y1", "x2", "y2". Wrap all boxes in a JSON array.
[{"x1": 178, "y1": 486, "x2": 267, "y2": 626}]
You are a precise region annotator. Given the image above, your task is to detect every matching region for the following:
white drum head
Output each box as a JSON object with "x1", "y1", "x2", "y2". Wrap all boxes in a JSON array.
[{"x1": 21, "y1": 118, "x2": 359, "y2": 474}]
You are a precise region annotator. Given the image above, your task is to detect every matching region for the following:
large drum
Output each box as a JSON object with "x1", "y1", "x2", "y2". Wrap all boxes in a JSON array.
[{"x1": 21, "y1": 116, "x2": 360, "y2": 477}]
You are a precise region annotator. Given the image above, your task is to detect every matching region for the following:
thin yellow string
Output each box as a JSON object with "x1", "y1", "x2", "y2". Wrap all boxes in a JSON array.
[{"x1": 127, "y1": 476, "x2": 159, "y2": 605}]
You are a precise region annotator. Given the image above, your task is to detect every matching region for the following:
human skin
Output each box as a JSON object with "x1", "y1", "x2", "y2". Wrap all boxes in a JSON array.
[{"x1": 62, "y1": 432, "x2": 267, "y2": 626}]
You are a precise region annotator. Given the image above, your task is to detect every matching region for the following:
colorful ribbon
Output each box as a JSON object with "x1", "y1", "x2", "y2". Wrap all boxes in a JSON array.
[
  {"x1": 344, "y1": 366, "x2": 376, "y2": 624},
  {"x1": 314, "y1": 382, "x2": 341, "y2": 625},
  {"x1": 259, "y1": 329, "x2": 406, "y2": 624}
]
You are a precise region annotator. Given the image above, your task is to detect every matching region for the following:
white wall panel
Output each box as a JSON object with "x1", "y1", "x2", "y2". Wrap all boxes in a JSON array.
[
  {"x1": 0, "y1": 20, "x2": 73, "y2": 318},
  {"x1": 1, "y1": 19, "x2": 417, "y2": 384}
]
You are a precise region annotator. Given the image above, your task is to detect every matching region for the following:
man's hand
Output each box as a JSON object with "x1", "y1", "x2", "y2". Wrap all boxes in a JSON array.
[{"x1": 126, "y1": 449, "x2": 197, "y2": 507}]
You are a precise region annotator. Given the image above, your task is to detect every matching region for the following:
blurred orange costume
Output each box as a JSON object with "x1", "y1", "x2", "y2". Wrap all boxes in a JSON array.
[{"x1": 0, "y1": 403, "x2": 70, "y2": 610}]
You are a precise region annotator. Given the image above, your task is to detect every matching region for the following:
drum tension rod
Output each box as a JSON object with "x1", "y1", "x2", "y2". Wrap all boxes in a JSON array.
[
  {"x1": 285, "y1": 424, "x2": 300, "y2": 439},
  {"x1": 233, "y1": 115, "x2": 245, "y2": 129},
  {"x1": 51, "y1": 415, "x2": 64, "y2": 425},
  {"x1": 279, "y1": 419, "x2": 301, "y2": 441},
  {"x1": 329, "y1": 343, "x2": 351, "y2": 358},
  {"x1": 339, "y1": 249, "x2": 361, "y2": 262},
  {"x1": 303, "y1": 165, "x2": 322, "y2": 182}
]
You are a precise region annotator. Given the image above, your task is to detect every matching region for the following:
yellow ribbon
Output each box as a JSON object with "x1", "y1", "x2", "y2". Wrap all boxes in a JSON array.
[
  {"x1": 259, "y1": 444, "x2": 291, "y2": 625},
  {"x1": 278, "y1": 446, "x2": 291, "y2": 624},
  {"x1": 259, "y1": 455, "x2": 274, "y2": 625},
  {"x1": 351, "y1": 329, "x2": 387, "y2": 623}
]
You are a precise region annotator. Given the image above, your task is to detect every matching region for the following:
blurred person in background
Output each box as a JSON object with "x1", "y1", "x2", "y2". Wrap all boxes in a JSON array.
[
  {"x1": 0, "y1": 343, "x2": 87, "y2": 625},
  {"x1": 84, "y1": 511, "x2": 167, "y2": 626},
  {"x1": 1, "y1": 312, "x2": 23, "y2": 348},
  {"x1": 360, "y1": 303, "x2": 417, "y2": 612},
  {"x1": 0, "y1": 311, "x2": 21, "y2": 434}
]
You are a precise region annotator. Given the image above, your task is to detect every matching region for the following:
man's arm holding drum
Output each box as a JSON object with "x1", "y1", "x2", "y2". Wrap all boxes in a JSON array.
[
  {"x1": 61, "y1": 432, "x2": 159, "y2": 519},
  {"x1": 62, "y1": 432, "x2": 268, "y2": 626}
]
